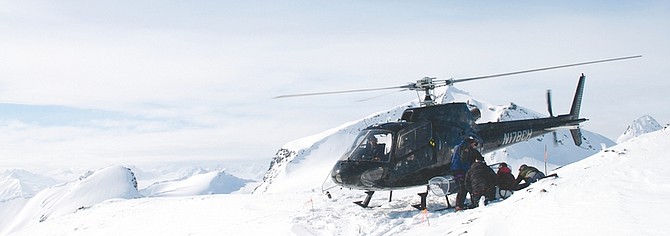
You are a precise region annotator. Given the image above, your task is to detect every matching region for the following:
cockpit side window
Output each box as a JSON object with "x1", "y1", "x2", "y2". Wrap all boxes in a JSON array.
[{"x1": 343, "y1": 130, "x2": 393, "y2": 162}]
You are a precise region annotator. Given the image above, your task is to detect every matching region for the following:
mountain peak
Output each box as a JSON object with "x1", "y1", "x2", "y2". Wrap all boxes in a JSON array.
[
  {"x1": 1, "y1": 165, "x2": 141, "y2": 235},
  {"x1": 617, "y1": 115, "x2": 663, "y2": 143},
  {"x1": 0, "y1": 169, "x2": 58, "y2": 202}
]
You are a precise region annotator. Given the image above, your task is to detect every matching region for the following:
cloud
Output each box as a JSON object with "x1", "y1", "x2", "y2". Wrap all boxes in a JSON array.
[{"x1": 0, "y1": 1, "x2": 668, "y2": 169}]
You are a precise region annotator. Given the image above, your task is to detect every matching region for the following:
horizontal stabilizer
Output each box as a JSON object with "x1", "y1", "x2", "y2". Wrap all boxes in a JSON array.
[
  {"x1": 570, "y1": 128, "x2": 583, "y2": 146},
  {"x1": 545, "y1": 125, "x2": 580, "y2": 131}
]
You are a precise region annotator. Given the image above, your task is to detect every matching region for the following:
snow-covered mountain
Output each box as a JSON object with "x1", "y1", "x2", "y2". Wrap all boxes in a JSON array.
[
  {"x1": 0, "y1": 169, "x2": 58, "y2": 202},
  {"x1": 0, "y1": 164, "x2": 259, "y2": 234},
  {"x1": 7, "y1": 126, "x2": 670, "y2": 235},
  {"x1": 141, "y1": 170, "x2": 252, "y2": 197},
  {"x1": 617, "y1": 114, "x2": 663, "y2": 143},
  {"x1": 255, "y1": 86, "x2": 614, "y2": 194},
  {"x1": 1, "y1": 165, "x2": 141, "y2": 235}
]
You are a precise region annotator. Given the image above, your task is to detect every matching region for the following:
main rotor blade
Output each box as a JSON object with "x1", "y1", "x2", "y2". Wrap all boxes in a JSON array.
[
  {"x1": 355, "y1": 89, "x2": 409, "y2": 102},
  {"x1": 273, "y1": 85, "x2": 408, "y2": 99},
  {"x1": 449, "y1": 55, "x2": 642, "y2": 84}
]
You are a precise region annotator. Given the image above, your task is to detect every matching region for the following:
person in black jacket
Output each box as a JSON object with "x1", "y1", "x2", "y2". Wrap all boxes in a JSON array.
[
  {"x1": 451, "y1": 137, "x2": 480, "y2": 211},
  {"x1": 362, "y1": 136, "x2": 386, "y2": 161},
  {"x1": 465, "y1": 155, "x2": 497, "y2": 208}
]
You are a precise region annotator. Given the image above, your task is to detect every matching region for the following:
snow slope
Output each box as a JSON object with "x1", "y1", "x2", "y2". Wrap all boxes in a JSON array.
[
  {"x1": 8, "y1": 127, "x2": 670, "y2": 236},
  {"x1": 2, "y1": 166, "x2": 141, "y2": 235},
  {"x1": 256, "y1": 86, "x2": 614, "y2": 194}
]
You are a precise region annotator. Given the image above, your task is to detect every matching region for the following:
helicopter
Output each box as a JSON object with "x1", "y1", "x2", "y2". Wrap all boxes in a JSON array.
[{"x1": 275, "y1": 55, "x2": 641, "y2": 209}]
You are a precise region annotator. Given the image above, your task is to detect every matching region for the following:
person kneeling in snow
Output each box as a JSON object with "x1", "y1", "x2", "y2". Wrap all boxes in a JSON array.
[
  {"x1": 496, "y1": 162, "x2": 517, "y2": 193},
  {"x1": 515, "y1": 164, "x2": 545, "y2": 190},
  {"x1": 465, "y1": 155, "x2": 497, "y2": 208}
]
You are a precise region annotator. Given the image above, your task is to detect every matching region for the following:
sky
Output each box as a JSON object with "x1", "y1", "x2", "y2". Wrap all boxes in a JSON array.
[{"x1": 1, "y1": 1, "x2": 669, "y2": 170}]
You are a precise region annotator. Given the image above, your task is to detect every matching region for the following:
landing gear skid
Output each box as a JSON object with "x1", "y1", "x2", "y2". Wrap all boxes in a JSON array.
[
  {"x1": 354, "y1": 191, "x2": 375, "y2": 208},
  {"x1": 412, "y1": 185, "x2": 454, "y2": 211},
  {"x1": 412, "y1": 192, "x2": 429, "y2": 210},
  {"x1": 412, "y1": 186, "x2": 430, "y2": 210}
]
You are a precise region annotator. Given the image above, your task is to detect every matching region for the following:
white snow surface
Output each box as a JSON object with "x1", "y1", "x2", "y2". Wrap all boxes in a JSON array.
[
  {"x1": 617, "y1": 114, "x2": 663, "y2": 143},
  {"x1": 2, "y1": 166, "x2": 141, "y2": 235},
  {"x1": 3, "y1": 86, "x2": 669, "y2": 235},
  {"x1": 5, "y1": 127, "x2": 670, "y2": 236}
]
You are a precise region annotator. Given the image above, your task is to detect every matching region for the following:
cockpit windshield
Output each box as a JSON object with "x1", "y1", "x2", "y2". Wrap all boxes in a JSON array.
[{"x1": 342, "y1": 129, "x2": 393, "y2": 162}]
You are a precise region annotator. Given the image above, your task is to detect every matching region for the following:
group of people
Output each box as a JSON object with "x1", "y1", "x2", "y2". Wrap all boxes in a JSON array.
[{"x1": 450, "y1": 137, "x2": 546, "y2": 211}]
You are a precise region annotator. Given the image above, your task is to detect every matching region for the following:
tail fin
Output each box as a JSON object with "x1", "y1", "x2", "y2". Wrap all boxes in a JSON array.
[
  {"x1": 569, "y1": 74, "x2": 586, "y2": 119},
  {"x1": 569, "y1": 74, "x2": 586, "y2": 146}
]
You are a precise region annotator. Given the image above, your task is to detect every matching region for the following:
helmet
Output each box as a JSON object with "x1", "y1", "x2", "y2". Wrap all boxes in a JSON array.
[{"x1": 466, "y1": 136, "x2": 478, "y2": 144}]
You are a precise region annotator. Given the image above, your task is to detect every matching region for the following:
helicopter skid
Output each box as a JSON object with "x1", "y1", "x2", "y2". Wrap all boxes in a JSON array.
[
  {"x1": 411, "y1": 191, "x2": 429, "y2": 210},
  {"x1": 353, "y1": 191, "x2": 375, "y2": 208}
]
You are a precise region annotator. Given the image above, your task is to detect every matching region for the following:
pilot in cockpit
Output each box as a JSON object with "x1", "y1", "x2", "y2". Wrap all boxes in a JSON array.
[{"x1": 366, "y1": 136, "x2": 386, "y2": 161}]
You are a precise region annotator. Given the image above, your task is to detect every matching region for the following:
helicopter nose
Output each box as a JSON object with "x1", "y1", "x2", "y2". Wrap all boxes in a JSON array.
[
  {"x1": 360, "y1": 167, "x2": 384, "y2": 187},
  {"x1": 331, "y1": 161, "x2": 386, "y2": 189}
]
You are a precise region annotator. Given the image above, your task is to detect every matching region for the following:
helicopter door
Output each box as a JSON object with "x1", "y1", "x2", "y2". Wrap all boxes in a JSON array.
[{"x1": 395, "y1": 121, "x2": 433, "y2": 168}]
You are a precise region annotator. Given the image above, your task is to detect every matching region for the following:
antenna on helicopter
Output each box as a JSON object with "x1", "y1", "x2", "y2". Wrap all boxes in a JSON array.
[{"x1": 274, "y1": 55, "x2": 641, "y2": 106}]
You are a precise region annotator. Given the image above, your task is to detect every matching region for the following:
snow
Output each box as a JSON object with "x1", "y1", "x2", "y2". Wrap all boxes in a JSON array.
[
  {"x1": 5, "y1": 128, "x2": 670, "y2": 235},
  {"x1": 0, "y1": 169, "x2": 58, "y2": 202},
  {"x1": 2, "y1": 166, "x2": 141, "y2": 235},
  {"x1": 2, "y1": 86, "x2": 669, "y2": 235},
  {"x1": 409, "y1": 128, "x2": 670, "y2": 235},
  {"x1": 141, "y1": 170, "x2": 251, "y2": 197}
]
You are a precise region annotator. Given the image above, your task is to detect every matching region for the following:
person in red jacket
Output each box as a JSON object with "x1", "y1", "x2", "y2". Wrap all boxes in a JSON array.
[
  {"x1": 496, "y1": 162, "x2": 517, "y2": 198},
  {"x1": 496, "y1": 163, "x2": 516, "y2": 190}
]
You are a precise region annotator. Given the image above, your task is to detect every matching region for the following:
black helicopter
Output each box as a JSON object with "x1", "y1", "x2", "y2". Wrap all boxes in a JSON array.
[{"x1": 275, "y1": 55, "x2": 640, "y2": 209}]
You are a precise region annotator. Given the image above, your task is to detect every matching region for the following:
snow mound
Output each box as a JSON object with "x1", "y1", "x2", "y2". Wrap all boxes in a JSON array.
[
  {"x1": 617, "y1": 114, "x2": 663, "y2": 143},
  {"x1": 141, "y1": 170, "x2": 252, "y2": 197},
  {"x1": 2, "y1": 165, "x2": 140, "y2": 235},
  {"x1": 408, "y1": 127, "x2": 670, "y2": 235}
]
